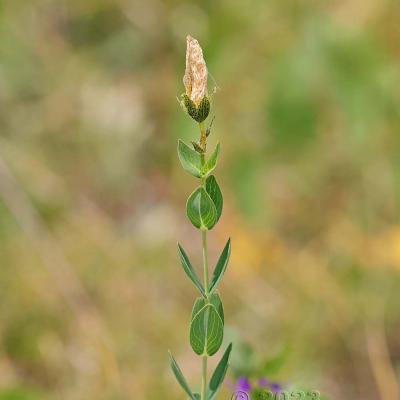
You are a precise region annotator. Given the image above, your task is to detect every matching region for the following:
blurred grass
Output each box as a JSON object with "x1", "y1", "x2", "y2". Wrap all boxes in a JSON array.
[{"x1": 0, "y1": 0, "x2": 400, "y2": 399}]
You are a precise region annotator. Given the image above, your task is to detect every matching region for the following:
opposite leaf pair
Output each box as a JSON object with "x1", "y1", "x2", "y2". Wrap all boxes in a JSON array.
[
  {"x1": 177, "y1": 239, "x2": 231, "y2": 298},
  {"x1": 186, "y1": 175, "x2": 223, "y2": 230},
  {"x1": 190, "y1": 292, "x2": 224, "y2": 356},
  {"x1": 169, "y1": 343, "x2": 232, "y2": 400},
  {"x1": 178, "y1": 139, "x2": 220, "y2": 179}
]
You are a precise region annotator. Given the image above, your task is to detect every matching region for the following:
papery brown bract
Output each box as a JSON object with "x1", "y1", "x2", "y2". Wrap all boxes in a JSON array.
[{"x1": 183, "y1": 36, "x2": 208, "y2": 107}]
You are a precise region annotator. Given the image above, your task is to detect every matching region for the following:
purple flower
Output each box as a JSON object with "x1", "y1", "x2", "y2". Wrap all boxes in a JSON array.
[
  {"x1": 257, "y1": 377, "x2": 284, "y2": 393},
  {"x1": 228, "y1": 375, "x2": 284, "y2": 398},
  {"x1": 258, "y1": 378, "x2": 270, "y2": 387},
  {"x1": 270, "y1": 382, "x2": 283, "y2": 393},
  {"x1": 236, "y1": 377, "x2": 251, "y2": 393}
]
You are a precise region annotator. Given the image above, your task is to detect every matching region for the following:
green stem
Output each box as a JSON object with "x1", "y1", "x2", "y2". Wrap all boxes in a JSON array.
[
  {"x1": 199, "y1": 121, "x2": 207, "y2": 152},
  {"x1": 200, "y1": 230, "x2": 209, "y2": 400},
  {"x1": 201, "y1": 355, "x2": 208, "y2": 400},
  {"x1": 201, "y1": 227, "x2": 209, "y2": 295},
  {"x1": 199, "y1": 121, "x2": 209, "y2": 400}
]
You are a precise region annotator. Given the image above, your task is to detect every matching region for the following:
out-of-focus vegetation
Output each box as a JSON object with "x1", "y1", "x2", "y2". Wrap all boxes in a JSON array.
[{"x1": 0, "y1": 1, "x2": 400, "y2": 399}]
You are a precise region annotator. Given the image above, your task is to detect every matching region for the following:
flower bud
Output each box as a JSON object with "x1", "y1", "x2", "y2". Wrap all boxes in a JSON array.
[{"x1": 191, "y1": 141, "x2": 205, "y2": 153}]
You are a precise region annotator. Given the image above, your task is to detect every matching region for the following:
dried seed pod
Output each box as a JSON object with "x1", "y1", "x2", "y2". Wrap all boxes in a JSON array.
[{"x1": 183, "y1": 36, "x2": 208, "y2": 107}]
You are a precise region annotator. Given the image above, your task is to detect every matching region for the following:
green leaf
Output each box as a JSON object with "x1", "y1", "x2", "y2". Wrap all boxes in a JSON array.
[
  {"x1": 208, "y1": 343, "x2": 233, "y2": 400},
  {"x1": 193, "y1": 393, "x2": 201, "y2": 400},
  {"x1": 186, "y1": 187, "x2": 217, "y2": 230},
  {"x1": 178, "y1": 140, "x2": 203, "y2": 178},
  {"x1": 209, "y1": 291, "x2": 224, "y2": 324},
  {"x1": 209, "y1": 239, "x2": 231, "y2": 294},
  {"x1": 189, "y1": 297, "x2": 206, "y2": 355},
  {"x1": 205, "y1": 175, "x2": 223, "y2": 222},
  {"x1": 191, "y1": 297, "x2": 206, "y2": 318},
  {"x1": 189, "y1": 298, "x2": 224, "y2": 356},
  {"x1": 202, "y1": 143, "x2": 220, "y2": 176},
  {"x1": 169, "y1": 352, "x2": 197, "y2": 400},
  {"x1": 177, "y1": 244, "x2": 206, "y2": 297}
]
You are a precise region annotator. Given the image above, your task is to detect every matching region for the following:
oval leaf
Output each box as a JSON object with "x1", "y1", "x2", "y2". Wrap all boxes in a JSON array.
[
  {"x1": 177, "y1": 244, "x2": 206, "y2": 297},
  {"x1": 190, "y1": 299, "x2": 224, "y2": 356},
  {"x1": 169, "y1": 352, "x2": 197, "y2": 400},
  {"x1": 178, "y1": 140, "x2": 203, "y2": 178},
  {"x1": 205, "y1": 175, "x2": 223, "y2": 222},
  {"x1": 204, "y1": 303, "x2": 224, "y2": 356},
  {"x1": 208, "y1": 343, "x2": 233, "y2": 400},
  {"x1": 186, "y1": 187, "x2": 217, "y2": 230},
  {"x1": 191, "y1": 297, "x2": 206, "y2": 320},
  {"x1": 189, "y1": 298, "x2": 206, "y2": 355},
  {"x1": 201, "y1": 143, "x2": 220, "y2": 177},
  {"x1": 209, "y1": 291, "x2": 224, "y2": 324},
  {"x1": 209, "y1": 238, "x2": 231, "y2": 294}
]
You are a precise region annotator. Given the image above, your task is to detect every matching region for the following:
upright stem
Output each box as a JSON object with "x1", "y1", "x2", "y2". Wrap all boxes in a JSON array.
[
  {"x1": 199, "y1": 121, "x2": 209, "y2": 400},
  {"x1": 201, "y1": 354, "x2": 208, "y2": 400},
  {"x1": 201, "y1": 229, "x2": 209, "y2": 295},
  {"x1": 201, "y1": 226, "x2": 209, "y2": 400}
]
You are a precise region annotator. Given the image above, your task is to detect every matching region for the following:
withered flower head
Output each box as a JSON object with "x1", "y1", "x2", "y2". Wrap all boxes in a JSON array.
[{"x1": 183, "y1": 35, "x2": 208, "y2": 107}]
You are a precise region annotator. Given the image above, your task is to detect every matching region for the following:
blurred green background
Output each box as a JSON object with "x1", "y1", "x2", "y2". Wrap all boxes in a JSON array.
[{"x1": 1, "y1": 0, "x2": 400, "y2": 399}]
